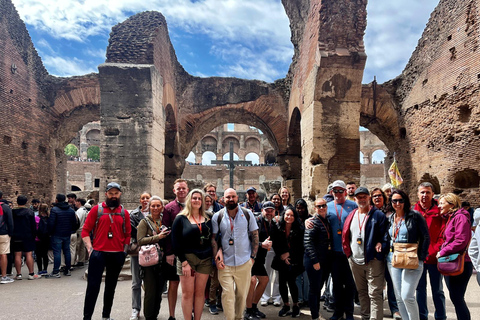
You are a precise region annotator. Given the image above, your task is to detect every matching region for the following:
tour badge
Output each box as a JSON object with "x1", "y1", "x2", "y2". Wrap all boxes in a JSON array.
[
  {"x1": 356, "y1": 237, "x2": 363, "y2": 245},
  {"x1": 337, "y1": 229, "x2": 342, "y2": 235},
  {"x1": 328, "y1": 244, "x2": 332, "y2": 250},
  {"x1": 108, "y1": 231, "x2": 113, "y2": 239},
  {"x1": 229, "y1": 238, "x2": 234, "y2": 246}
]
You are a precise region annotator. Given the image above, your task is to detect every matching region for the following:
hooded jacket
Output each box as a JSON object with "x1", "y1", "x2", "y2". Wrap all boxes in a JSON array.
[
  {"x1": 439, "y1": 208, "x2": 471, "y2": 262},
  {"x1": 48, "y1": 201, "x2": 77, "y2": 237},
  {"x1": 0, "y1": 200, "x2": 14, "y2": 237},
  {"x1": 12, "y1": 207, "x2": 36, "y2": 241}
]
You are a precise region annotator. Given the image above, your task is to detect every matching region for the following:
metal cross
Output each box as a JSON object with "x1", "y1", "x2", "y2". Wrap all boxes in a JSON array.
[{"x1": 211, "y1": 142, "x2": 252, "y2": 188}]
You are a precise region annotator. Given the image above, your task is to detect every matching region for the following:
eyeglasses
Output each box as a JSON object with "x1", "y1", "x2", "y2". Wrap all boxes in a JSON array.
[
  {"x1": 391, "y1": 199, "x2": 405, "y2": 204},
  {"x1": 372, "y1": 194, "x2": 383, "y2": 198},
  {"x1": 315, "y1": 204, "x2": 327, "y2": 209},
  {"x1": 332, "y1": 189, "x2": 344, "y2": 194}
]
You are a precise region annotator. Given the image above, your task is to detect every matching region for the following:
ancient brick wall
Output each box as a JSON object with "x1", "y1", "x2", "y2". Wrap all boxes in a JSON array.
[{"x1": 389, "y1": 0, "x2": 480, "y2": 204}]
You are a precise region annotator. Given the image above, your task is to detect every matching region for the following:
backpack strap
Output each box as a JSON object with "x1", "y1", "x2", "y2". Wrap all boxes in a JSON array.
[
  {"x1": 217, "y1": 207, "x2": 252, "y2": 231},
  {"x1": 93, "y1": 204, "x2": 126, "y2": 239}
]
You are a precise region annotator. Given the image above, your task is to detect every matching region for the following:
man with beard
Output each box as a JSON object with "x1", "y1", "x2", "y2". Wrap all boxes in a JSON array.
[
  {"x1": 81, "y1": 182, "x2": 131, "y2": 320},
  {"x1": 342, "y1": 187, "x2": 387, "y2": 320},
  {"x1": 212, "y1": 188, "x2": 259, "y2": 320},
  {"x1": 414, "y1": 182, "x2": 446, "y2": 320},
  {"x1": 245, "y1": 201, "x2": 275, "y2": 320},
  {"x1": 346, "y1": 182, "x2": 357, "y2": 202},
  {"x1": 162, "y1": 179, "x2": 189, "y2": 320}
]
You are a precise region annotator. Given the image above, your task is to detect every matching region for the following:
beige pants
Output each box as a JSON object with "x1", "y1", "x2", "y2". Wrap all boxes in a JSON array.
[
  {"x1": 218, "y1": 259, "x2": 253, "y2": 320},
  {"x1": 60, "y1": 233, "x2": 77, "y2": 267},
  {"x1": 349, "y1": 258, "x2": 385, "y2": 320}
]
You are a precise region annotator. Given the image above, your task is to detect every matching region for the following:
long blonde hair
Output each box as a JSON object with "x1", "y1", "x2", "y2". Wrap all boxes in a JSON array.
[
  {"x1": 179, "y1": 189, "x2": 208, "y2": 220},
  {"x1": 439, "y1": 193, "x2": 461, "y2": 213}
]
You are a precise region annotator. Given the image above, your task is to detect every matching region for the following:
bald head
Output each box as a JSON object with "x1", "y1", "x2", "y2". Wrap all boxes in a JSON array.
[{"x1": 224, "y1": 188, "x2": 238, "y2": 210}]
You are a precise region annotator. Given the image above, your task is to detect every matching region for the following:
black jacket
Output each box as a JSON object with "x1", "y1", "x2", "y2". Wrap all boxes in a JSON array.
[
  {"x1": 12, "y1": 207, "x2": 36, "y2": 241},
  {"x1": 271, "y1": 220, "x2": 304, "y2": 273},
  {"x1": 129, "y1": 206, "x2": 145, "y2": 244},
  {"x1": 48, "y1": 202, "x2": 77, "y2": 237},
  {"x1": 304, "y1": 214, "x2": 333, "y2": 265},
  {"x1": 0, "y1": 200, "x2": 14, "y2": 237},
  {"x1": 385, "y1": 209, "x2": 430, "y2": 261}
]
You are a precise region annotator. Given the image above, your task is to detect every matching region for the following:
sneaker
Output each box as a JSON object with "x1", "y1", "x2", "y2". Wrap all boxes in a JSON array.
[
  {"x1": 1, "y1": 276, "x2": 14, "y2": 284},
  {"x1": 209, "y1": 304, "x2": 219, "y2": 315},
  {"x1": 273, "y1": 300, "x2": 282, "y2": 307},
  {"x1": 216, "y1": 304, "x2": 223, "y2": 311},
  {"x1": 28, "y1": 273, "x2": 41, "y2": 280},
  {"x1": 260, "y1": 300, "x2": 268, "y2": 307},
  {"x1": 291, "y1": 305, "x2": 300, "y2": 318},
  {"x1": 167, "y1": 317, "x2": 176, "y2": 320},
  {"x1": 46, "y1": 272, "x2": 61, "y2": 278},
  {"x1": 244, "y1": 311, "x2": 260, "y2": 320},
  {"x1": 74, "y1": 262, "x2": 84, "y2": 268},
  {"x1": 64, "y1": 269, "x2": 71, "y2": 276},
  {"x1": 130, "y1": 308, "x2": 139, "y2": 320},
  {"x1": 254, "y1": 308, "x2": 266, "y2": 319},
  {"x1": 205, "y1": 300, "x2": 210, "y2": 307},
  {"x1": 15, "y1": 274, "x2": 22, "y2": 280},
  {"x1": 278, "y1": 306, "x2": 291, "y2": 317},
  {"x1": 38, "y1": 270, "x2": 48, "y2": 275},
  {"x1": 393, "y1": 312, "x2": 402, "y2": 320}
]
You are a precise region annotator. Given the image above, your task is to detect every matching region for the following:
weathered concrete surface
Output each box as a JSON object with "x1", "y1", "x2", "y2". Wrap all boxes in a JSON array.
[{"x1": 1, "y1": 264, "x2": 479, "y2": 320}]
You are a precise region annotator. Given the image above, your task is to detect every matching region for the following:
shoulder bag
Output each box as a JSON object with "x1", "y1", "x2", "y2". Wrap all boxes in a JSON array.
[
  {"x1": 138, "y1": 218, "x2": 163, "y2": 267},
  {"x1": 392, "y1": 242, "x2": 419, "y2": 269}
]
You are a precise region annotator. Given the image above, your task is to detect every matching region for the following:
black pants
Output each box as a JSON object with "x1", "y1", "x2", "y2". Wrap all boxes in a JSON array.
[
  {"x1": 278, "y1": 266, "x2": 301, "y2": 305},
  {"x1": 83, "y1": 251, "x2": 126, "y2": 320},
  {"x1": 331, "y1": 251, "x2": 355, "y2": 318},
  {"x1": 35, "y1": 238, "x2": 49, "y2": 271},
  {"x1": 445, "y1": 261, "x2": 473, "y2": 320},
  {"x1": 143, "y1": 264, "x2": 165, "y2": 320},
  {"x1": 305, "y1": 259, "x2": 330, "y2": 319}
]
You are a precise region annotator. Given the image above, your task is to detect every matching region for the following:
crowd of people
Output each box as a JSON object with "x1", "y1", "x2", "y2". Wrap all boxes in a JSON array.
[{"x1": 1, "y1": 179, "x2": 480, "y2": 320}]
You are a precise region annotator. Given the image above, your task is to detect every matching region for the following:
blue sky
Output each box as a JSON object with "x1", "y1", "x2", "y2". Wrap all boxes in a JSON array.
[
  {"x1": 12, "y1": 0, "x2": 439, "y2": 83},
  {"x1": 12, "y1": 0, "x2": 439, "y2": 164}
]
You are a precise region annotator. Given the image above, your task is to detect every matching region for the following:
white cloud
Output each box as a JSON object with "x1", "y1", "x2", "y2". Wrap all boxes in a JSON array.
[
  {"x1": 83, "y1": 48, "x2": 106, "y2": 60},
  {"x1": 42, "y1": 55, "x2": 97, "y2": 77}
]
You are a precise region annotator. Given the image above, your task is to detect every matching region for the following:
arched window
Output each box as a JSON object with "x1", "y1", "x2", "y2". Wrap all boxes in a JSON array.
[
  {"x1": 87, "y1": 146, "x2": 100, "y2": 161},
  {"x1": 222, "y1": 152, "x2": 239, "y2": 162},
  {"x1": 245, "y1": 152, "x2": 260, "y2": 165},
  {"x1": 185, "y1": 152, "x2": 195, "y2": 163},
  {"x1": 65, "y1": 144, "x2": 79, "y2": 157},
  {"x1": 371, "y1": 149, "x2": 386, "y2": 164},
  {"x1": 202, "y1": 151, "x2": 217, "y2": 165}
]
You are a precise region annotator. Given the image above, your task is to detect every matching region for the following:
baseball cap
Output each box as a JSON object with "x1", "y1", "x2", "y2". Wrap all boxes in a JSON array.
[
  {"x1": 106, "y1": 182, "x2": 122, "y2": 192},
  {"x1": 354, "y1": 187, "x2": 369, "y2": 196},
  {"x1": 331, "y1": 180, "x2": 346, "y2": 190},
  {"x1": 246, "y1": 187, "x2": 257, "y2": 193},
  {"x1": 263, "y1": 201, "x2": 275, "y2": 209}
]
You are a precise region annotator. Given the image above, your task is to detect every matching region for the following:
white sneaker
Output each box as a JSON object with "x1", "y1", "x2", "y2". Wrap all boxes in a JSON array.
[
  {"x1": 130, "y1": 309, "x2": 139, "y2": 320},
  {"x1": 28, "y1": 274, "x2": 41, "y2": 280},
  {"x1": 260, "y1": 300, "x2": 268, "y2": 307},
  {"x1": 1, "y1": 276, "x2": 14, "y2": 284}
]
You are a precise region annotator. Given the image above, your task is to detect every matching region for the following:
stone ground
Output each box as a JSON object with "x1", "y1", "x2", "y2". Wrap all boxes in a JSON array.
[{"x1": 1, "y1": 264, "x2": 480, "y2": 320}]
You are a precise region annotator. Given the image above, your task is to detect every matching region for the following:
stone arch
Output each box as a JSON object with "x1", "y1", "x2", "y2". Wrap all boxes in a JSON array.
[
  {"x1": 86, "y1": 128, "x2": 100, "y2": 146},
  {"x1": 245, "y1": 152, "x2": 260, "y2": 165},
  {"x1": 371, "y1": 149, "x2": 386, "y2": 164},
  {"x1": 453, "y1": 169, "x2": 480, "y2": 189},
  {"x1": 222, "y1": 137, "x2": 241, "y2": 158},
  {"x1": 265, "y1": 150, "x2": 277, "y2": 165},
  {"x1": 244, "y1": 137, "x2": 261, "y2": 156}
]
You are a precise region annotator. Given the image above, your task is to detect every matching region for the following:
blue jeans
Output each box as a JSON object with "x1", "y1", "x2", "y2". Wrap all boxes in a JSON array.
[
  {"x1": 130, "y1": 255, "x2": 142, "y2": 311},
  {"x1": 51, "y1": 236, "x2": 71, "y2": 274},
  {"x1": 387, "y1": 253, "x2": 423, "y2": 320},
  {"x1": 416, "y1": 263, "x2": 446, "y2": 320},
  {"x1": 385, "y1": 263, "x2": 399, "y2": 314},
  {"x1": 296, "y1": 270, "x2": 310, "y2": 303}
]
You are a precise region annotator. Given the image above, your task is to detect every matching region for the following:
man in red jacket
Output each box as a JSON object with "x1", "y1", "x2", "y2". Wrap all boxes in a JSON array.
[
  {"x1": 414, "y1": 182, "x2": 446, "y2": 320},
  {"x1": 82, "y1": 182, "x2": 131, "y2": 320}
]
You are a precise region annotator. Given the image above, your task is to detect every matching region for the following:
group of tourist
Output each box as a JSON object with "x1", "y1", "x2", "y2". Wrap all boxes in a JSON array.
[
  {"x1": 1, "y1": 178, "x2": 479, "y2": 320},
  {"x1": 0, "y1": 191, "x2": 91, "y2": 284}
]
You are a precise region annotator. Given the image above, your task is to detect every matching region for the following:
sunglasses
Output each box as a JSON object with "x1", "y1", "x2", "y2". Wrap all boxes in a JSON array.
[
  {"x1": 332, "y1": 189, "x2": 345, "y2": 193},
  {"x1": 391, "y1": 199, "x2": 405, "y2": 204},
  {"x1": 315, "y1": 204, "x2": 327, "y2": 209},
  {"x1": 372, "y1": 194, "x2": 383, "y2": 198}
]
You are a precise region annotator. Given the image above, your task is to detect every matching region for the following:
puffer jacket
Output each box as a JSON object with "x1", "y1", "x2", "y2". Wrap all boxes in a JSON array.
[
  {"x1": 385, "y1": 209, "x2": 430, "y2": 261},
  {"x1": 304, "y1": 214, "x2": 332, "y2": 265},
  {"x1": 48, "y1": 202, "x2": 77, "y2": 237},
  {"x1": 0, "y1": 201, "x2": 14, "y2": 236}
]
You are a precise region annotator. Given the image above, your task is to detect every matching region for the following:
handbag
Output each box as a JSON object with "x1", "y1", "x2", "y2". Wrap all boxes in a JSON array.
[
  {"x1": 391, "y1": 242, "x2": 419, "y2": 269},
  {"x1": 126, "y1": 242, "x2": 140, "y2": 256},
  {"x1": 437, "y1": 252, "x2": 465, "y2": 276},
  {"x1": 138, "y1": 218, "x2": 163, "y2": 267}
]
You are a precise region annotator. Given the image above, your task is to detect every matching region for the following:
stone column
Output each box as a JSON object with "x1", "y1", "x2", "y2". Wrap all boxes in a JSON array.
[
  {"x1": 99, "y1": 63, "x2": 165, "y2": 209},
  {"x1": 80, "y1": 128, "x2": 88, "y2": 160}
]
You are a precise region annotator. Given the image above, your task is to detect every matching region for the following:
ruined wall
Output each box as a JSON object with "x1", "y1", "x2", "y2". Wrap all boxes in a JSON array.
[{"x1": 389, "y1": 0, "x2": 480, "y2": 203}]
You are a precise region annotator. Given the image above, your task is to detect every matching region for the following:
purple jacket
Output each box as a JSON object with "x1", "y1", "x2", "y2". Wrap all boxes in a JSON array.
[{"x1": 439, "y1": 208, "x2": 471, "y2": 262}]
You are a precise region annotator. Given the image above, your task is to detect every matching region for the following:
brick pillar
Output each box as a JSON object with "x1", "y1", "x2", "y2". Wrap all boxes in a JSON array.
[{"x1": 99, "y1": 63, "x2": 165, "y2": 209}]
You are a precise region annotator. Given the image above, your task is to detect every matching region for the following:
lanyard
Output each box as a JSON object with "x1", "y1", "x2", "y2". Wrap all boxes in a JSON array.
[
  {"x1": 391, "y1": 214, "x2": 404, "y2": 242},
  {"x1": 192, "y1": 214, "x2": 203, "y2": 234},
  {"x1": 229, "y1": 215, "x2": 234, "y2": 233},
  {"x1": 357, "y1": 210, "x2": 370, "y2": 234},
  {"x1": 316, "y1": 214, "x2": 330, "y2": 240},
  {"x1": 334, "y1": 202, "x2": 345, "y2": 224}
]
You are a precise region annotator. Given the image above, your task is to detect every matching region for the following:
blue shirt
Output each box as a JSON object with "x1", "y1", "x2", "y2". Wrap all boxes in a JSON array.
[
  {"x1": 327, "y1": 200, "x2": 357, "y2": 252},
  {"x1": 212, "y1": 205, "x2": 259, "y2": 267}
]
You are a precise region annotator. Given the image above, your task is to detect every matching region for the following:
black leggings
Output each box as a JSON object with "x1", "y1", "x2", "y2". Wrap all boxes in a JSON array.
[
  {"x1": 445, "y1": 261, "x2": 473, "y2": 320},
  {"x1": 278, "y1": 268, "x2": 299, "y2": 305},
  {"x1": 35, "y1": 239, "x2": 49, "y2": 271}
]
